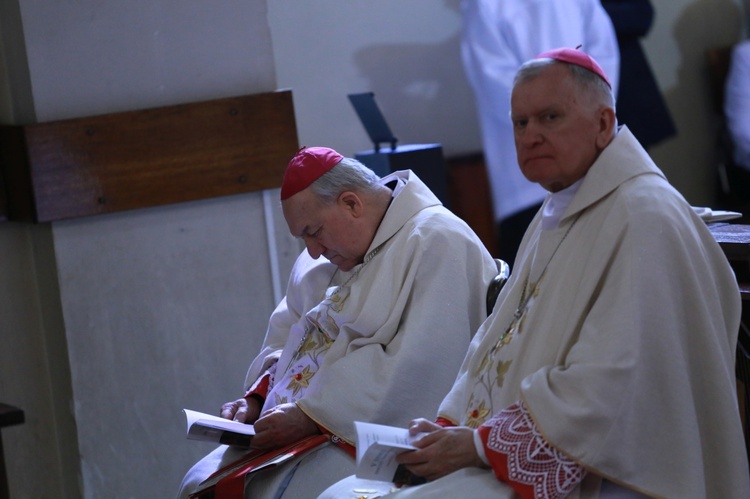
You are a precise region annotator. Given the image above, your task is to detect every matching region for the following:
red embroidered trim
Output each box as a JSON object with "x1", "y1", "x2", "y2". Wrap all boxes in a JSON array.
[
  {"x1": 481, "y1": 402, "x2": 586, "y2": 499},
  {"x1": 244, "y1": 371, "x2": 271, "y2": 400}
]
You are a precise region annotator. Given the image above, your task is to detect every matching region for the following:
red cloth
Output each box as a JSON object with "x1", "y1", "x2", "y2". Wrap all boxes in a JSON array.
[
  {"x1": 244, "y1": 372, "x2": 271, "y2": 402},
  {"x1": 477, "y1": 402, "x2": 586, "y2": 499},
  {"x1": 319, "y1": 425, "x2": 356, "y2": 458},
  {"x1": 190, "y1": 435, "x2": 330, "y2": 499},
  {"x1": 435, "y1": 417, "x2": 455, "y2": 428}
]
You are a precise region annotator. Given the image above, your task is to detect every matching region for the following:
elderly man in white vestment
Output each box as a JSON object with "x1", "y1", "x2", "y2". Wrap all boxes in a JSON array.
[
  {"x1": 176, "y1": 147, "x2": 499, "y2": 498},
  {"x1": 461, "y1": 0, "x2": 619, "y2": 267},
  {"x1": 320, "y1": 49, "x2": 750, "y2": 498}
]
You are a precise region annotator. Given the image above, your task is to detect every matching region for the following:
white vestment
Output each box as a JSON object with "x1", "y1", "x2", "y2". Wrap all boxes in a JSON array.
[
  {"x1": 461, "y1": 0, "x2": 619, "y2": 222},
  {"x1": 178, "y1": 170, "x2": 499, "y2": 499},
  {"x1": 321, "y1": 128, "x2": 750, "y2": 498}
]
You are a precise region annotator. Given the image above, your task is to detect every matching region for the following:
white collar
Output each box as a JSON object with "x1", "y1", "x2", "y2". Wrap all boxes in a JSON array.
[{"x1": 541, "y1": 178, "x2": 583, "y2": 231}]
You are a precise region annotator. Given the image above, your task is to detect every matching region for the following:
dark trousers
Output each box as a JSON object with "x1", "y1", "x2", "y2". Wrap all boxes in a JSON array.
[{"x1": 497, "y1": 203, "x2": 541, "y2": 271}]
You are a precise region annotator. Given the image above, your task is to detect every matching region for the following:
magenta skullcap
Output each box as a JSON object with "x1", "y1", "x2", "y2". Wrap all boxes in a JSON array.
[
  {"x1": 280, "y1": 146, "x2": 344, "y2": 200},
  {"x1": 535, "y1": 47, "x2": 612, "y2": 89}
]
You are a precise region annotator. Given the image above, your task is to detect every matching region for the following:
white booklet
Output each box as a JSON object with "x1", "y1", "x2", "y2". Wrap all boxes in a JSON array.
[
  {"x1": 183, "y1": 408, "x2": 255, "y2": 447},
  {"x1": 354, "y1": 421, "x2": 424, "y2": 482}
]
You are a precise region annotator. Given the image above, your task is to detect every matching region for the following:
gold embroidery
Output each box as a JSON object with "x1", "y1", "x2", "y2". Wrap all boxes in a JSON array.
[
  {"x1": 464, "y1": 213, "x2": 583, "y2": 424},
  {"x1": 495, "y1": 359, "x2": 512, "y2": 388},
  {"x1": 489, "y1": 281, "x2": 538, "y2": 356},
  {"x1": 466, "y1": 400, "x2": 491, "y2": 428},
  {"x1": 327, "y1": 291, "x2": 347, "y2": 313},
  {"x1": 274, "y1": 393, "x2": 288, "y2": 406},
  {"x1": 270, "y1": 243, "x2": 389, "y2": 407},
  {"x1": 286, "y1": 365, "x2": 314, "y2": 396},
  {"x1": 298, "y1": 328, "x2": 320, "y2": 355},
  {"x1": 478, "y1": 350, "x2": 490, "y2": 374}
]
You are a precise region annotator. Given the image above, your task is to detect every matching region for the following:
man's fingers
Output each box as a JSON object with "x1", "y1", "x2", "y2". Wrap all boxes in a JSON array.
[
  {"x1": 220, "y1": 398, "x2": 250, "y2": 421},
  {"x1": 409, "y1": 418, "x2": 440, "y2": 435},
  {"x1": 396, "y1": 449, "x2": 423, "y2": 465},
  {"x1": 220, "y1": 402, "x2": 236, "y2": 420},
  {"x1": 233, "y1": 406, "x2": 247, "y2": 423}
]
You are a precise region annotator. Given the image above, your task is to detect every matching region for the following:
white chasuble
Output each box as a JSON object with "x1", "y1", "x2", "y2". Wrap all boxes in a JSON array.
[{"x1": 433, "y1": 127, "x2": 750, "y2": 498}]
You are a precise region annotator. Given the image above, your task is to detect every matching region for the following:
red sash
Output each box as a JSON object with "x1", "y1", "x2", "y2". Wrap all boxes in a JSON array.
[{"x1": 189, "y1": 434, "x2": 330, "y2": 499}]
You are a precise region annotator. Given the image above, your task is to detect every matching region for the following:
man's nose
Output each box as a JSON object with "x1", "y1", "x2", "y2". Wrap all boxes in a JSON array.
[
  {"x1": 304, "y1": 238, "x2": 325, "y2": 259},
  {"x1": 518, "y1": 123, "x2": 543, "y2": 148}
]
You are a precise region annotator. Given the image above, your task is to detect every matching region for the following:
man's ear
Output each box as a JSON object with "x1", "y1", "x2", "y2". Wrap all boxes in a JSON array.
[
  {"x1": 595, "y1": 107, "x2": 617, "y2": 149},
  {"x1": 338, "y1": 191, "x2": 363, "y2": 217}
]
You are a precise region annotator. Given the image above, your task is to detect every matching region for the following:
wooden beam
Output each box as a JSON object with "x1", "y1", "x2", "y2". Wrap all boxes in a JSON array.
[{"x1": 0, "y1": 90, "x2": 298, "y2": 222}]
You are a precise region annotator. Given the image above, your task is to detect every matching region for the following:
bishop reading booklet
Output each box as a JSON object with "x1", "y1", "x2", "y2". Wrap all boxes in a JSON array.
[
  {"x1": 355, "y1": 421, "x2": 426, "y2": 482},
  {"x1": 183, "y1": 408, "x2": 255, "y2": 447}
]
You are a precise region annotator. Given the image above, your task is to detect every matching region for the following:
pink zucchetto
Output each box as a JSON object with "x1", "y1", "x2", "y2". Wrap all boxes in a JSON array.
[
  {"x1": 280, "y1": 146, "x2": 344, "y2": 200},
  {"x1": 535, "y1": 47, "x2": 612, "y2": 89}
]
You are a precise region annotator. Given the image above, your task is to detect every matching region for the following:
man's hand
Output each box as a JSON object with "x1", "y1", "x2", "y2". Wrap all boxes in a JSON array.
[
  {"x1": 395, "y1": 418, "x2": 488, "y2": 482},
  {"x1": 220, "y1": 397, "x2": 262, "y2": 424},
  {"x1": 251, "y1": 403, "x2": 321, "y2": 450}
]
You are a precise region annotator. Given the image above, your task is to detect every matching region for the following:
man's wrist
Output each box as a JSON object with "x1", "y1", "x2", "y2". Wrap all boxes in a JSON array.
[{"x1": 245, "y1": 393, "x2": 265, "y2": 407}]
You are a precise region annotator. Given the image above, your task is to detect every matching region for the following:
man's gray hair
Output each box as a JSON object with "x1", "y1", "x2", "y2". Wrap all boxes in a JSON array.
[
  {"x1": 310, "y1": 156, "x2": 381, "y2": 202},
  {"x1": 514, "y1": 58, "x2": 616, "y2": 111}
]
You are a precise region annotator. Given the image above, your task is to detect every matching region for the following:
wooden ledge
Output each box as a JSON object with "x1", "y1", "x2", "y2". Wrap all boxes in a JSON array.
[
  {"x1": 0, "y1": 90, "x2": 298, "y2": 223},
  {"x1": 710, "y1": 223, "x2": 750, "y2": 299}
]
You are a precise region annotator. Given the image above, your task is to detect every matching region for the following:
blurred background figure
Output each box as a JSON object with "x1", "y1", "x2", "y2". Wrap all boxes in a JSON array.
[
  {"x1": 725, "y1": 39, "x2": 750, "y2": 173},
  {"x1": 461, "y1": 0, "x2": 619, "y2": 268},
  {"x1": 602, "y1": 0, "x2": 677, "y2": 150},
  {"x1": 722, "y1": 37, "x2": 750, "y2": 207}
]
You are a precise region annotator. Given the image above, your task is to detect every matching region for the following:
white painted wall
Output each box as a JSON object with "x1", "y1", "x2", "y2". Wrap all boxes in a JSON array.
[
  {"x1": 0, "y1": 1, "x2": 301, "y2": 497},
  {"x1": 53, "y1": 193, "x2": 299, "y2": 496},
  {"x1": 22, "y1": 0, "x2": 277, "y2": 121},
  {"x1": 268, "y1": 0, "x2": 481, "y2": 159},
  {"x1": 645, "y1": 0, "x2": 747, "y2": 205}
]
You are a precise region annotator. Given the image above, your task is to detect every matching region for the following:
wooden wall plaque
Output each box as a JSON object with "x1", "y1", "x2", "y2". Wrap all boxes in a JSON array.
[{"x1": 0, "y1": 90, "x2": 298, "y2": 223}]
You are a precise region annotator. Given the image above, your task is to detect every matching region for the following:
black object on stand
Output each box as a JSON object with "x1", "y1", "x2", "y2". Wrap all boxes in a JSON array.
[{"x1": 348, "y1": 92, "x2": 449, "y2": 208}]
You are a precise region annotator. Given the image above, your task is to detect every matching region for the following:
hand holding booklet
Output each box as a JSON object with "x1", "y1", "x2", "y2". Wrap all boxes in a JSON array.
[
  {"x1": 183, "y1": 408, "x2": 255, "y2": 447},
  {"x1": 183, "y1": 408, "x2": 330, "y2": 498},
  {"x1": 355, "y1": 421, "x2": 426, "y2": 483}
]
